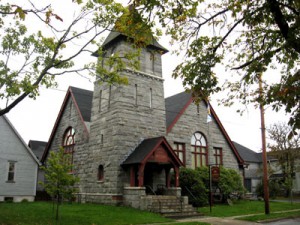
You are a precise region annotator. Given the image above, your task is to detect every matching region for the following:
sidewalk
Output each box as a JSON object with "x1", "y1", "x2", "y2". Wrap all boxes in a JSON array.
[
  {"x1": 177, "y1": 216, "x2": 259, "y2": 224},
  {"x1": 175, "y1": 209, "x2": 300, "y2": 225}
]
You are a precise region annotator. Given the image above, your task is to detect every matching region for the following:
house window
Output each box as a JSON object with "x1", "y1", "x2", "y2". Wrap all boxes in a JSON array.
[
  {"x1": 191, "y1": 132, "x2": 208, "y2": 169},
  {"x1": 7, "y1": 161, "x2": 16, "y2": 182},
  {"x1": 62, "y1": 127, "x2": 75, "y2": 169},
  {"x1": 174, "y1": 142, "x2": 185, "y2": 165},
  {"x1": 213, "y1": 147, "x2": 223, "y2": 165},
  {"x1": 98, "y1": 165, "x2": 104, "y2": 181}
]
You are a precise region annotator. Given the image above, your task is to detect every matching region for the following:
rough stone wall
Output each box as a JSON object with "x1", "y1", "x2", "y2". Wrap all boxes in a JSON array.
[
  {"x1": 47, "y1": 97, "x2": 89, "y2": 193},
  {"x1": 166, "y1": 100, "x2": 240, "y2": 171},
  {"x1": 86, "y1": 40, "x2": 166, "y2": 197}
]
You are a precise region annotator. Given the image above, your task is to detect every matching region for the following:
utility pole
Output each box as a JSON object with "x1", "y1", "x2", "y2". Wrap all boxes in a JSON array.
[{"x1": 258, "y1": 73, "x2": 270, "y2": 214}]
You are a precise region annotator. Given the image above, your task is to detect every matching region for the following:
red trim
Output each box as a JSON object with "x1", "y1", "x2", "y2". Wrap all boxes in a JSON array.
[
  {"x1": 141, "y1": 137, "x2": 183, "y2": 167},
  {"x1": 207, "y1": 101, "x2": 244, "y2": 165},
  {"x1": 41, "y1": 87, "x2": 90, "y2": 163},
  {"x1": 69, "y1": 88, "x2": 90, "y2": 138},
  {"x1": 41, "y1": 89, "x2": 71, "y2": 162},
  {"x1": 167, "y1": 98, "x2": 193, "y2": 133},
  {"x1": 166, "y1": 95, "x2": 244, "y2": 165}
]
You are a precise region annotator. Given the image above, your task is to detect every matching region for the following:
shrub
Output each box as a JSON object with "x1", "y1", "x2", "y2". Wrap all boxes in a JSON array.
[
  {"x1": 179, "y1": 168, "x2": 208, "y2": 207},
  {"x1": 179, "y1": 166, "x2": 244, "y2": 206},
  {"x1": 255, "y1": 179, "x2": 281, "y2": 199}
]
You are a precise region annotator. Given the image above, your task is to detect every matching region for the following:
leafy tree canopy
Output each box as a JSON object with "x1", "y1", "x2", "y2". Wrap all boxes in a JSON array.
[
  {"x1": 132, "y1": 0, "x2": 300, "y2": 133},
  {"x1": 0, "y1": 0, "x2": 154, "y2": 116},
  {"x1": 268, "y1": 122, "x2": 300, "y2": 189}
]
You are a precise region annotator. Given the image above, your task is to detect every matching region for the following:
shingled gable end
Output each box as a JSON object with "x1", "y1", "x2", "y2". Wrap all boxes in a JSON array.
[{"x1": 42, "y1": 10, "x2": 245, "y2": 213}]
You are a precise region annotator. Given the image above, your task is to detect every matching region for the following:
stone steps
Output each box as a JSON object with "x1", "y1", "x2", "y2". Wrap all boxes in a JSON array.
[{"x1": 143, "y1": 195, "x2": 201, "y2": 219}]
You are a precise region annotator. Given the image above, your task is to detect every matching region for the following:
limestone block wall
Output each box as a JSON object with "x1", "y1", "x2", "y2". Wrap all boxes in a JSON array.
[
  {"x1": 86, "y1": 40, "x2": 167, "y2": 198},
  {"x1": 46, "y1": 97, "x2": 89, "y2": 193},
  {"x1": 166, "y1": 100, "x2": 240, "y2": 171}
]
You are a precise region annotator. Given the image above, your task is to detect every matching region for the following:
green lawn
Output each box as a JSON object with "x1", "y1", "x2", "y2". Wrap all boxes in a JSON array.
[
  {"x1": 0, "y1": 202, "x2": 171, "y2": 225},
  {"x1": 199, "y1": 200, "x2": 300, "y2": 217},
  {"x1": 0, "y1": 202, "x2": 209, "y2": 225}
]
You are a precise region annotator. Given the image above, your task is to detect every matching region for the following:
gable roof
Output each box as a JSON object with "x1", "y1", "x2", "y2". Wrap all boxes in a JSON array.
[
  {"x1": 1, "y1": 115, "x2": 40, "y2": 165},
  {"x1": 41, "y1": 86, "x2": 91, "y2": 162},
  {"x1": 165, "y1": 91, "x2": 244, "y2": 165},
  {"x1": 101, "y1": 31, "x2": 168, "y2": 53},
  {"x1": 28, "y1": 140, "x2": 47, "y2": 160},
  {"x1": 70, "y1": 87, "x2": 93, "y2": 122},
  {"x1": 122, "y1": 136, "x2": 183, "y2": 166},
  {"x1": 165, "y1": 92, "x2": 193, "y2": 130},
  {"x1": 233, "y1": 141, "x2": 261, "y2": 163}
]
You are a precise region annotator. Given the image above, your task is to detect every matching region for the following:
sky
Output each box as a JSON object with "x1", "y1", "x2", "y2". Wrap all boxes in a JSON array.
[{"x1": 1, "y1": 0, "x2": 291, "y2": 152}]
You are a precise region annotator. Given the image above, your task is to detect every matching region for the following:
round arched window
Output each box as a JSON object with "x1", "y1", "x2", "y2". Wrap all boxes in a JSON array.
[
  {"x1": 191, "y1": 132, "x2": 208, "y2": 168},
  {"x1": 62, "y1": 127, "x2": 75, "y2": 168}
]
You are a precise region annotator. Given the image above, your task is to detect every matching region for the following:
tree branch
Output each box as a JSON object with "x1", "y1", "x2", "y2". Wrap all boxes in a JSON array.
[{"x1": 267, "y1": 0, "x2": 300, "y2": 54}]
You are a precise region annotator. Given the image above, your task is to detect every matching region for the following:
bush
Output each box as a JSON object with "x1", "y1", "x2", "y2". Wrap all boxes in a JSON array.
[
  {"x1": 179, "y1": 166, "x2": 244, "y2": 206},
  {"x1": 255, "y1": 179, "x2": 281, "y2": 199},
  {"x1": 179, "y1": 168, "x2": 208, "y2": 207}
]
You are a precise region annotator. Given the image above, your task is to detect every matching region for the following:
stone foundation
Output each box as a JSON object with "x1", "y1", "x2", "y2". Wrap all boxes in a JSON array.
[{"x1": 76, "y1": 193, "x2": 123, "y2": 205}]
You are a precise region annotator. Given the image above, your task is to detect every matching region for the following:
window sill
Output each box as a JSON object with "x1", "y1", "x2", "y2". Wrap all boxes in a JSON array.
[
  {"x1": 97, "y1": 180, "x2": 104, "y2": 183},
  {"x1": 6, "y1": 180, "x2": 15, "y2": 183}
]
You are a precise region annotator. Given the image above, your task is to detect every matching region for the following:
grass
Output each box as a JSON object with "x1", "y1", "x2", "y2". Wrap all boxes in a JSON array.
[
  {"x1": 0, "y1": 201, "x2": 210, "y2": 225},
  {"x1": 0, "y1": 201, "x2": 171, "y2": 225}
]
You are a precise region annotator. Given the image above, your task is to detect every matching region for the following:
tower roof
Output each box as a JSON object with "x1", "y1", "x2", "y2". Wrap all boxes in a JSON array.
[{"x1": 93, "y1": 8, "x2": 168, "y2": 56}]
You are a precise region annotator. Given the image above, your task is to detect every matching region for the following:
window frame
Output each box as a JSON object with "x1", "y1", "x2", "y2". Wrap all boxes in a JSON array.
[
  {"x1": 213, "y1": 147, "x2": 223, "y2": 166},
  {"x1": 173, "y1": 142, "x2": 186, "y2": 165},
  {"x1": 62, "y1": 127, "x2": 75, "y2": 170},
  {"x1": 191, "y1": 132, "x2": 208, "y2": 168},
  {"x1": 7, "y1": 161, "x2": 16, "y2": 182}
]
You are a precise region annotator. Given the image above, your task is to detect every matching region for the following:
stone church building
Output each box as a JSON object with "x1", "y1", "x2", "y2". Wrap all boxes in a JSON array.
[{"x1": 42, "y1": 28, "x2": 244, "y2": 212}]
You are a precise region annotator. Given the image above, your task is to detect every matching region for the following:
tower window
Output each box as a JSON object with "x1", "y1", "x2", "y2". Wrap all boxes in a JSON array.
[
  {"x1": 134, "y1": 84, "x2": 138, "y2": 106},
  {"x1": 98, "y1": 165, "x2": 104, "y2": 181},
  {"x1": 99, "y1": 90, "x2": 102, "y2": 112},
  {"x1": 108, "y1": 85, "x2": 111, "y2": 109},
  {"x1": 149, "y1": 88, "x2": 152, "y2": 108}
]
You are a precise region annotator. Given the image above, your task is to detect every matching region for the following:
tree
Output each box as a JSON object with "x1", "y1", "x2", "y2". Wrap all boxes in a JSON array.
[
  {"x1": 268, "y1": 122, "x2": 300, "y2": 197},
  {"x1": 132, "y1": 0, "x2": 300, "y2": 134},
  {"x1": 0, "y1": 0, "x2": 146, "y2": 116},
  {"x1": 40, "y1": 147, "x2": 80, "y2": 221}
]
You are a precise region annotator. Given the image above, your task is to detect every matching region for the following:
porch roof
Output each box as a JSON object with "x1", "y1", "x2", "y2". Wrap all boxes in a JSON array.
[{"x1": 121, "y1": 136, "x2": 183, "y2": 166}]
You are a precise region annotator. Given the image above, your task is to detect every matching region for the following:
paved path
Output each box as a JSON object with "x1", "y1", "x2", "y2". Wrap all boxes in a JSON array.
[
  {"x1": 141, "y1": 209, "x2": 300, "y2": 225},
  {"x1": 177, "y1": 216, "x2": 259, "y2": 224},
  {"x1": 175, "y1": 209, "x2": 300, "y2": 225}
]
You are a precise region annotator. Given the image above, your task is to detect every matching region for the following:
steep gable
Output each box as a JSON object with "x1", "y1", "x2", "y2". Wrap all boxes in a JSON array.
[
  {"x1": 42, "y1": 86, "x2": 91, "y2": 162},
  {"x1": 28, "y1": 140, "x2": 47, "y2": 160},
  {"x1": 165, "y1": 91, "x2": 244, "y2": 165},
  {"x1": 1, "y1": 115, "x2": 40, "y2": 165}
]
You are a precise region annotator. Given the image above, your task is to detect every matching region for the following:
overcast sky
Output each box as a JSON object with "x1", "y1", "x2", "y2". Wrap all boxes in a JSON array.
[{"x1": 1, "y1": 0, "x2": 290, "y2": 152}]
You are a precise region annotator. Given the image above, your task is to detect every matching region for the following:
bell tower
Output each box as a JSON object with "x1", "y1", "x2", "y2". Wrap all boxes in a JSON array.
[{"x1": 85, "y1": 15, "x2": 169, "y2": 203}]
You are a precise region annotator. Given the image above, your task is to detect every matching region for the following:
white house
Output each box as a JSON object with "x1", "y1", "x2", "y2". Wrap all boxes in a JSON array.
[{"x1": 0, "y1": 115, "x2": 40, "y2": 202}]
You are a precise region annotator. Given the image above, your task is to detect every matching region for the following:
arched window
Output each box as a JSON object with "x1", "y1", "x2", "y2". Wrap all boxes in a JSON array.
[
  {"x1": 191, "y1": 132, "x2": 208, "y2": 169},
  {"x1": 97, "y1": 165, "x2": 104, "y2": 181},
  {"x1": 62, "y1": 127, "x2": 75, "y2": 168}
]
